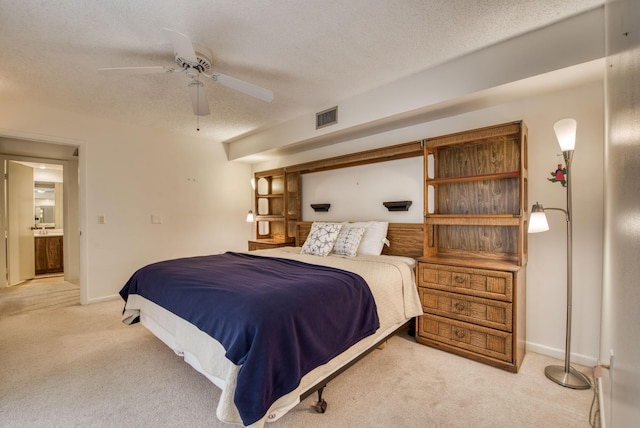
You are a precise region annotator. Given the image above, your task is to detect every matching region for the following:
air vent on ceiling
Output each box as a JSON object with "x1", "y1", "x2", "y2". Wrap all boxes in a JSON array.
[{"x1": 316, "y1": 106, "x2": 338, "y2": 129}]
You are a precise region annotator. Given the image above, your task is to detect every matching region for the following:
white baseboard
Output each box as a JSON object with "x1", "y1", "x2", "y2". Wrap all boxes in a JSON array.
[
  {"x1": 526, "y1": 341, "x2": 598, "y2": 367},
  {"x1": 85, "y1": 294, "x2": 121, "y2": 305}
]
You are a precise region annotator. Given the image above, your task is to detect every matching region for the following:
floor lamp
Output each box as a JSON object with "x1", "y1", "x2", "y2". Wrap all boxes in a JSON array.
[{"x1": 528, "y1": 118, "x2": 591, "y2": 390}]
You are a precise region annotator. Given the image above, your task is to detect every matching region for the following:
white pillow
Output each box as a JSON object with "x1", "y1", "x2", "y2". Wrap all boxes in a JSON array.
[
  {"x1": 331, "y1": 227, "x2": 366, "y2": 257},
  {"x1": 301, "y1": 222, "x2": 344, "y2": 257},
  {"x1": 348, "y1": 221, "x2": 389, "y2": 256}
]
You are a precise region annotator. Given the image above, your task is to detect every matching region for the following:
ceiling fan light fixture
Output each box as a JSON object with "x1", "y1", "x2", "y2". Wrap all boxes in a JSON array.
[{"x1": 188, "y1": 80, "x2": 210, "y2": 117}]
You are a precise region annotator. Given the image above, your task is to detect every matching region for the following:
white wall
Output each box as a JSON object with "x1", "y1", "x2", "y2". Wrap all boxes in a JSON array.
[
  {"x1": 255, "y1": 80, "x2": 604, "y2": 364},
  {"x1": 601, "y1": 0, "x2": 640, "y2": 425},
  {"x1": 524, "y1": 83, "x2": 604, "y2": 366},
  {"x1": 302, "y1": 157, "x2": 424, "y2": 223},
  {"x1": 0, "y1": 100, "x2": 252, "y2": 303}
]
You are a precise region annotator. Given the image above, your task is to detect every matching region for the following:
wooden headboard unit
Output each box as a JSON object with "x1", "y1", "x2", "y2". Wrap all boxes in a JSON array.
[{"x1": 295, "y1": 222, "x2": 424, "y2": 259}]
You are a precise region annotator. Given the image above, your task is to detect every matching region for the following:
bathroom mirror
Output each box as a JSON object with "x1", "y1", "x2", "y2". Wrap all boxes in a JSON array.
[{"x1": 34, "y1": 181, "x2": 55, "y2": 225}]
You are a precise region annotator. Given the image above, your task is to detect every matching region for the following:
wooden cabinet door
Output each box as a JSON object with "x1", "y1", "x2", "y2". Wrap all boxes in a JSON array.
[
  {"x1": 34, "y1": 236, "x2": 63, "y2": 274},
  {"x1": 34, "y1": 237, "x2": 48, "y2": 273},
  {"x1": 45, "y1": 236, "x2": 63, "y2": 271}
]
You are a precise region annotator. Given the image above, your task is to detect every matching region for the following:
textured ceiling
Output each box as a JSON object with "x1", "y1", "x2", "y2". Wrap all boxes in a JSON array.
[{"x1": 0, "y1": 0, "x2": 602, "y2": 146}]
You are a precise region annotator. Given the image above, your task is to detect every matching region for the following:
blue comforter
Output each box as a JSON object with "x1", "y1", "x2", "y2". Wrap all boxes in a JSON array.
[{"x1": 119, "y1": 252, "x2": 379, "y2": 425}]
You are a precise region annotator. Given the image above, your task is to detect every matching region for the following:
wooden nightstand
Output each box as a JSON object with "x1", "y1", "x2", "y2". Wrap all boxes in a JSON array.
[
  {"x1": 415, "y1": 258, "x2": 526, "y2": 373},
  {"x1": 248, "y1": 240, "x2": 293, "y2": 251}
]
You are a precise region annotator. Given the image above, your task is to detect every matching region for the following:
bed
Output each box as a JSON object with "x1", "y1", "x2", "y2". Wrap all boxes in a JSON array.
[{"x1": 120, "y1": 222, "x2": 423, "y2": 427}]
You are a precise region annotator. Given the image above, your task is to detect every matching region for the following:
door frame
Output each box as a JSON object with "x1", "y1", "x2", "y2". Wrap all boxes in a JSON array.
[{"x1": 0, "y1": 153, "x2": 80, "y2": 294}]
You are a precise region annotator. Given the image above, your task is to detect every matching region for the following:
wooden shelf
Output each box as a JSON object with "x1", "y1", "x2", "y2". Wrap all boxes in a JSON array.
[
  {"x1": 253, "y1": 169, "x2": 300, "y2": 242},
  {"x1": 425, "y1": 214, "x2": 521, "y2": 226},
  {"x1": 423, "y1": 121, "x2": 528, "y2": 265},
  {"x1": 256, "y1": 193, "x2": 284, "y2": 198},
  {"x1": 418, "y1": 254, "x2": 522, "y2": 272},
  {"x1": 255, "y1": 214, "x2": 287, "y2": 221},
  {"x1": 426, "y1": 171, "x2": 519, "y2": 185}
]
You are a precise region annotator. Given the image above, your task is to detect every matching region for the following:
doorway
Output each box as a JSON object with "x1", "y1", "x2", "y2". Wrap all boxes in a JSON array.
[{"x1": 0, "y1": 139, "x2": 80, "y2": 294}]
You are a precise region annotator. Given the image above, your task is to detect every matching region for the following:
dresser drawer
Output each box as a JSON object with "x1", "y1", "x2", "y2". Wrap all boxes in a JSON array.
[
  {"x1": 418, "y1": 263, "x2": 513, "y2": 301},
  {"x1": 418, "y1": 287, "x2": 512, "y2": 332},
  {"x1": 418, "y1": 314, "x2": 513, "y2": 362}
]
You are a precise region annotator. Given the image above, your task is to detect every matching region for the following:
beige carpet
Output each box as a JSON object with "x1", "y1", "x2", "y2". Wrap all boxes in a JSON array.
[
  {"x1": 0, "y1": 276, "x2": 79, "y2": 318},
  {"x1": 0, "y1": 285, "x2": 598, "y2": 427}
]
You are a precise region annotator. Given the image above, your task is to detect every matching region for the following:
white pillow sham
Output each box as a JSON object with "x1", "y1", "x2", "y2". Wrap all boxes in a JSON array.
[{"x1": 347, "y1": 221, "x2": 389, "y2": 256}]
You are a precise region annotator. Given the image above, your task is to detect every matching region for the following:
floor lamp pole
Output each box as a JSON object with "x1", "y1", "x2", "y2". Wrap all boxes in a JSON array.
[{"x1": 544, "y1": 150, "x2": 591, "y2": 390}]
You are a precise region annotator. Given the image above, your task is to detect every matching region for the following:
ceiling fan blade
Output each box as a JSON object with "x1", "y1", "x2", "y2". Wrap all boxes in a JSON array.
[
  {"x1": 188, "y1": 81, "x2": 210, "y2": 116},
  {"x1": 210, "y1": 72, "x2": 274, "y2": 103},
  {"x1": 97, "y1": 66, "x2": 176, "y2": 75},
  {"x1": 163, "y1": 28, "x2": 198, "y2": 65}
]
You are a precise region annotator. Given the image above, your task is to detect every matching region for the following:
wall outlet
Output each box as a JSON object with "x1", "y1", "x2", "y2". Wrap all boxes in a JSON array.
[
  {"x1": 151, "y1": 215, "x2": 162, "y2": 224},
  {"x1": 98, "y1": 215, "x2": 105, "y2": 224}
]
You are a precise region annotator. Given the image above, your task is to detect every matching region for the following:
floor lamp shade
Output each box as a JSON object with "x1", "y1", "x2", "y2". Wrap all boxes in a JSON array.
[
  {"x1": 553, "y1": 118, "x2": 577, "y2": 151},
  {"x1": 528, "y1": 203, "x2": 549, "y2": 233}
]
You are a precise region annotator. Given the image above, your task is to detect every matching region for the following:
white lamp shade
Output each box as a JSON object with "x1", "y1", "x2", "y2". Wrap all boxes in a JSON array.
[
  {"x1": 246, "y1": 210, "x2": 255, "y2": 222},
  {"x1": 528, "y1": 211, "x2": 550, "y2": 233},
  {"x1": 553, "y1": 118, "x2": 577, "y2": 151}
]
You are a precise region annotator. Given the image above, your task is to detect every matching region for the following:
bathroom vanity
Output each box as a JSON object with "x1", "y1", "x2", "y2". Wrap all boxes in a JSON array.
[{"x1": 34, "y1": 233, "x2": 63, "y2": 275}]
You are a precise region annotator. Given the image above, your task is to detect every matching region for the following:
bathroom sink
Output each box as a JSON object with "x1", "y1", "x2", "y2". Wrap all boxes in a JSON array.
[{"x1": 34, "y1": 229, "x2": 63, "y2": 236}]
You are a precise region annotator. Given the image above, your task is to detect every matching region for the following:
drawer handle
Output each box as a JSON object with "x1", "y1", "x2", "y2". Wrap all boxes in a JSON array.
[
  {"x1": 454, "y1": 329, "x2": 465, "y2": 339},
  {"x1": 454, "y1": 302, "x2": 465, "y2": 312},
  {"x1": 454, "y1": 276, "x2": 465, "y2": 284}
]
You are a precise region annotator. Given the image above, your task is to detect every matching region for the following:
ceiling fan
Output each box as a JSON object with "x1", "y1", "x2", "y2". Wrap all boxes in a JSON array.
[{"x1": 98, "y1": 28, "x2": 274, "y2": 117}]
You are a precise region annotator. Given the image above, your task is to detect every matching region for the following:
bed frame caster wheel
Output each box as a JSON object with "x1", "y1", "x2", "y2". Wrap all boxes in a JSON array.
[
  {"x1": 314, "y1": 386, "x2": 328, "y2": 413},
  {"x1": 314, "y1": 398, "x2": 327, "y2": 413}
]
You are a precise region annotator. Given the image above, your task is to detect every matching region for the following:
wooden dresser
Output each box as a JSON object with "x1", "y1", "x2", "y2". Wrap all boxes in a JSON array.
[
  {"x1": 416, "y1": 258, "x2": 526, "y2": 372},
  {"x1": 416, "y1": 122, "x2": 528, "y2": 373}
]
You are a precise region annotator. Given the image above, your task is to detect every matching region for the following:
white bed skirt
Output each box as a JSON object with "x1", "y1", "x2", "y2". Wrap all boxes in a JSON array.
[{"x1": 128, "y1": 295, "x2": 408, "y2": 427}]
